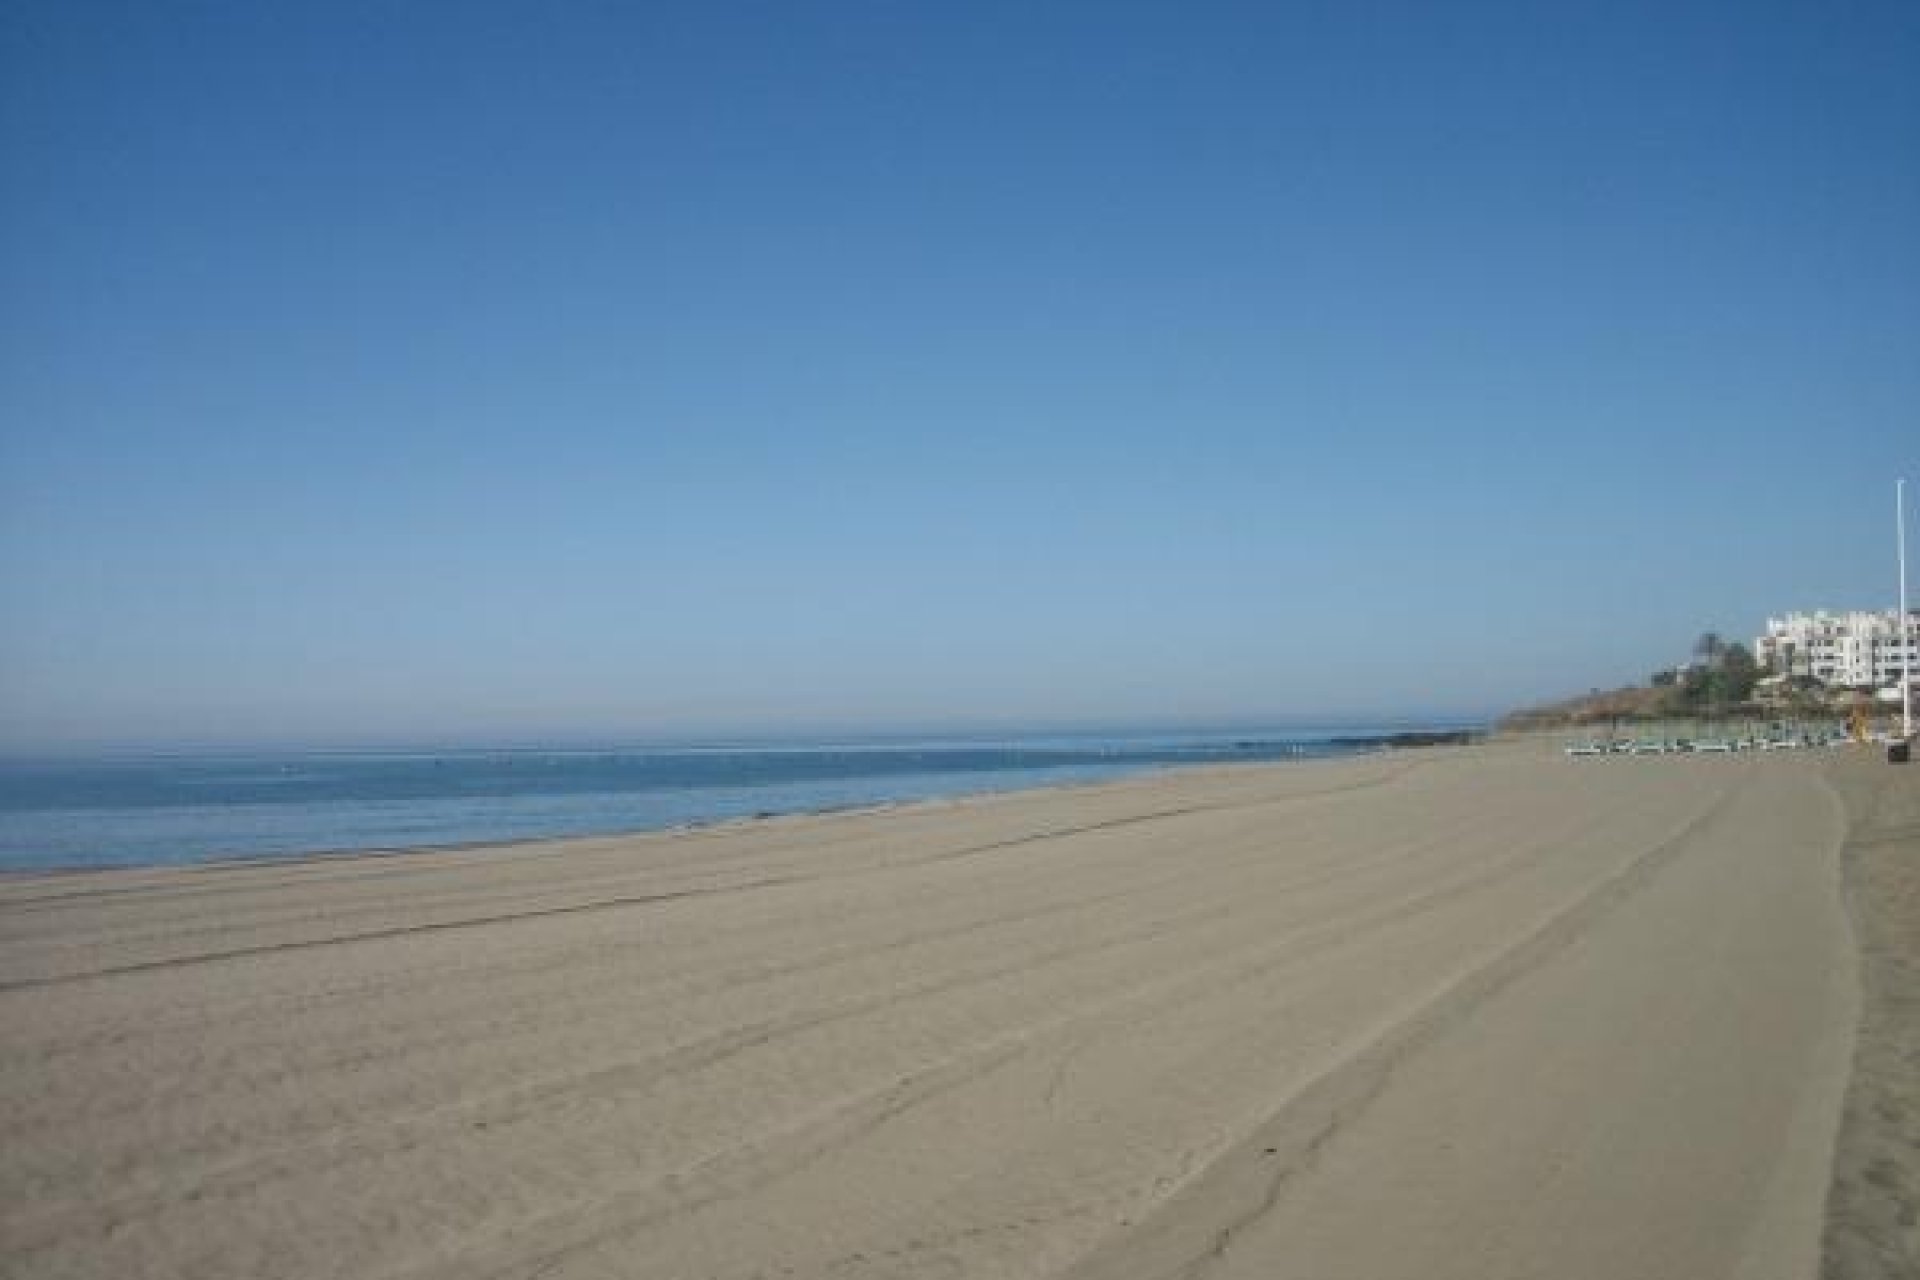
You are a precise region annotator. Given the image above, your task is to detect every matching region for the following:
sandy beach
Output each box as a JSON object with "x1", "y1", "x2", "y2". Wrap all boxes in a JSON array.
[{"x1": 1, "y1": 739, "x2": 1909, "y2": 1279}]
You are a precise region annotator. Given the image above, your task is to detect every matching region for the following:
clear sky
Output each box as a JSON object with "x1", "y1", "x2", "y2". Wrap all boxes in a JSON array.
[{"x1": 2, "y1": 1, "x2": 1916, "y2": 748}]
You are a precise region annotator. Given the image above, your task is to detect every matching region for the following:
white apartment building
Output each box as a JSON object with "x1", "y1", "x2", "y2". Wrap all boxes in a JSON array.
[{"x1": 1756, "y1": 609, "x2": 1920, "y2": 687}]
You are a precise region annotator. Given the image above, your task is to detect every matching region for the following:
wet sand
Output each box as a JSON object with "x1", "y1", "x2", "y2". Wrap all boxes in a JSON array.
[{"x1": 0, "y1": 740, "x2": 1884, "y2": 1278}]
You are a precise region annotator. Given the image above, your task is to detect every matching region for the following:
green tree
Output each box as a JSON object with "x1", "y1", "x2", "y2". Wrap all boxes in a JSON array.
[{"x1": 1711, "y1": 643, "x2": 1760, "y2": 705}]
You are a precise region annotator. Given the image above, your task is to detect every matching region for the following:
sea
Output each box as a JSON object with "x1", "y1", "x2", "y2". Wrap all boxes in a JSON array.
[{"x1": 0, "y1": 728, "x2": 1435, "y2": 872}]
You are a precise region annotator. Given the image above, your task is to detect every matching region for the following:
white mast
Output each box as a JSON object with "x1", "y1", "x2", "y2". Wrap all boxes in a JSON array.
[{"x1": 1901, "y1": 476, "x2": 1913, "y2": 741}]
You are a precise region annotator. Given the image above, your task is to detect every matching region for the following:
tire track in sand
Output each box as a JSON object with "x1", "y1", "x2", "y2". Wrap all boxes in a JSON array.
[{"x1": 1059, "y1": 767, "x2": 1750, "y2": 1280}]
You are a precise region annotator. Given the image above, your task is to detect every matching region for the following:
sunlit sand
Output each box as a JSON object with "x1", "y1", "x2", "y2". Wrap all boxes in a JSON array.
[{"x1": 0, "y1": 741, "x2": 1882, "y2": 1278}]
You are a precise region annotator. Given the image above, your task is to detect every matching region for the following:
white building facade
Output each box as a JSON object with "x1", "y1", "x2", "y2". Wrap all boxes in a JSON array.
[{"x1": 1756, "y1": 609, "x2": 1920, "y2": 687}]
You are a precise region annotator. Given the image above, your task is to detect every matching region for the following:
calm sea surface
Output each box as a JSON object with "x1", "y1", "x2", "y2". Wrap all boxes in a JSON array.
[{"x1": 0, "y1": 730, "x2": 1405, "y2": 871}]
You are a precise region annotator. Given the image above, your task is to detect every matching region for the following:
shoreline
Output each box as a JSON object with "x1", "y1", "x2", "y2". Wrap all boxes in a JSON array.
[{"x1": 0, "y1": 735, "x2": 1477, "y2": 880}]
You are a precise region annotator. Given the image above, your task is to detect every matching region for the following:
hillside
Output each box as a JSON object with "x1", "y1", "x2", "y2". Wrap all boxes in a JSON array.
[{"x1": 1499, "y1": 685, "x2": 1675, "y2": 730}]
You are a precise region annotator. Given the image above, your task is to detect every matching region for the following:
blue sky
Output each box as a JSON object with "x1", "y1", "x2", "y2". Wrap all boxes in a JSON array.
[{"x1": 2, "y1": 2, "x2": 1916, "y2": 747}]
